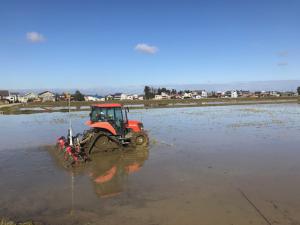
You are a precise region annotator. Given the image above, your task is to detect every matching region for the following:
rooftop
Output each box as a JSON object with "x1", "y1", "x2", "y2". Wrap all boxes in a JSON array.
[{"x1": 92, "y1": 103, "x2": 122, "y2": 108}]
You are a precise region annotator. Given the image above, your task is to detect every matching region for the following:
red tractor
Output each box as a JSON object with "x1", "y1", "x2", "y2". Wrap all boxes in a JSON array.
[
  {"x1": 81, "y1": 103, "x2": 148, "y2": 153},
  {"x1": 57, "y1": 103, "x2": 148, "y2": 163}
]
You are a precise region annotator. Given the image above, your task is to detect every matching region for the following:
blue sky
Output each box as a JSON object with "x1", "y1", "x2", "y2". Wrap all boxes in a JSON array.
[{"x1": 0, "y1": 0, "x2": 299, "y2": 89}]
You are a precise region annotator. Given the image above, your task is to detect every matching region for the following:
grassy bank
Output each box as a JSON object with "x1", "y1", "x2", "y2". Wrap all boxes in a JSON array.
[{"x1": 0, "y1": 96, "x2": 299, "y2": 115}]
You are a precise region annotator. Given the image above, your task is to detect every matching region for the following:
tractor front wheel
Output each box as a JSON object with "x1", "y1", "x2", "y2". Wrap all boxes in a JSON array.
[{"x1": 130, "y1": 132, "x2": 149, "y2": 147}]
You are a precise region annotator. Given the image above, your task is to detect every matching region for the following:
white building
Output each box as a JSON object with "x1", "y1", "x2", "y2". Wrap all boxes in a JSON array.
[
  {"x1": 193, "y1": 95, "x2": 202, "y2": 99},
  {"x1": 38, "y1": 91, "x2": 56, "y2": 102},
  {"x1": 201, "y1": 90, "x2": 208, "y2": 98},
  {"x1": 155, "y1": 92, "x2": 170, "y2": 100},
  {"x1": 270, "y1": 91, "x2": 280, "y2": 97},
  {"x1": 84, "y1": 96, "x2": 103, "y2": 101},
  {"x1": 161, "y1": 92, "x2": 171, "y2": 99},
  {"x1": 105, "y1": 95, "x2": 113, "y2": 100},
  {"x1": 126, "y1": 95, "x2": 134, "y2": 100},
  {"x1": 23, "y1": 92, "x2": 38, "y2": 102},
  {"x1": 155, "y1": 95, "x2": 163, "y2": 100},
  {"x1": 231, "y1": 90, "x2": 238, "y2": 98},
  {"x1": 182, "y1": 92, "x2": 192, "y2": 99},
  {"x1": 120, "y1": 93, "x2": 128, "y2": 100},
  {"x1": 18, "y1": 96, "x2": 28, "y2": 103}
]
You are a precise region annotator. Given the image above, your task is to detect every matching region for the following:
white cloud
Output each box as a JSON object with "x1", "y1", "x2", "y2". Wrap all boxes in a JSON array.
[
  {"x1": 277, "y1": 61, "x2": 288, "y2": 66},
  {"x1": 134, "y1": 43, "x2": 158, "y2": 54},
  {"x1": 26, "y1": 32, "x2": 46, "y2": 43},
  {"x1": 277, "y1": 50, "x2": 289, "y2": 57}
]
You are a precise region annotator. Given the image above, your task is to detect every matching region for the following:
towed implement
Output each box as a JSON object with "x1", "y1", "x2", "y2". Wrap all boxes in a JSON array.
[{"x1": 56, "y1": 103, "x2": 148, "y2": 165}]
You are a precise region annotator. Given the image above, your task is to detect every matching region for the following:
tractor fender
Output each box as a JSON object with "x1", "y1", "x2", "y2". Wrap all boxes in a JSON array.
[{"x1": 85, "y1": 121, "x2": 117, "y2": 135}]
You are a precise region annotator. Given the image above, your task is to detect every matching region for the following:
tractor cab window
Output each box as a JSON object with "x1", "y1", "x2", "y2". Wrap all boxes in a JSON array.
[
  {"x1": 106, "y1": 107, "x2": 124, "y2": 133},
  {"x1": 106, "y1": 108, "x2": 115, "y2": 121},
  {"x1": 114, "y1": 108, "x2": 123, "y2": 122},
  {"x1": 90, "y1": 107, "x2": 105, "y2": 122},
  {"x1": 90, "y1": 107, "x2": 124, "y2": 125}
]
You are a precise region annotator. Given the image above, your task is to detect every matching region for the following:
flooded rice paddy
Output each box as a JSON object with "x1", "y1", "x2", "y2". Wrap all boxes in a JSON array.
[{"x1": 0, "y1": 104, "x2": 300, "y2": 225}]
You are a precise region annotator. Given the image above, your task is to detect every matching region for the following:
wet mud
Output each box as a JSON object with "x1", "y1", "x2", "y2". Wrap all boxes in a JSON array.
[{"x1": 0, "y1": 104, "x2": 300, "y2": 225}]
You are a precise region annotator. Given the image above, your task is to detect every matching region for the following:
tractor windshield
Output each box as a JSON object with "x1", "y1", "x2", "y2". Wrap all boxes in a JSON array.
[
  {"x1": 90, "y1": 107, "x2": 124, "y2": 125},
  {"x1": 90, "y1": 107, "x2": 106, "y2": 122}
]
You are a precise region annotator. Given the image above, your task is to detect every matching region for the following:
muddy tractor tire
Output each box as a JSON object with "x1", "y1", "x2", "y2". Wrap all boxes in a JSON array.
[
  {"x1": 86, "y1": 131, "x2": 121, "y2": 154},
  {"x1": 130, "y1": 131, "x2": 149, "y2": 148}
]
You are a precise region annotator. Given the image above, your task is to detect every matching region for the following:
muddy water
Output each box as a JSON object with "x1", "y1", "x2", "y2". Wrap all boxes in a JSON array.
[{"x1": 0, "y1": 104, "x2": 300, "y2": 225}]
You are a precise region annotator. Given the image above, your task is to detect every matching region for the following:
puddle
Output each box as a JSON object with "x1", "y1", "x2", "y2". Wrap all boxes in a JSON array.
[{"x1": 0, "y1": 104, "x2": 300, "y2": 225}]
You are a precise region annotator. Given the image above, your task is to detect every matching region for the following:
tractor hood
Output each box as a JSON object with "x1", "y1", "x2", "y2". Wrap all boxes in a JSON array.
[{"x1": 126, "y1": 120, "x2": 143, "y2": 132}]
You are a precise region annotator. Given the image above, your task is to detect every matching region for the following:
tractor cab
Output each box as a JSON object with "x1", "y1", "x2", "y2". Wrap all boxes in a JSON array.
[
  {"x1": 90, "y1": 104, "x2": 127, "y2": 125},
  {"x1": 88, "y1": 103, "x2": 128, "y2": 136},
  {"x1": 86, "y1": 103, "x2": 144, "y2": 137}
]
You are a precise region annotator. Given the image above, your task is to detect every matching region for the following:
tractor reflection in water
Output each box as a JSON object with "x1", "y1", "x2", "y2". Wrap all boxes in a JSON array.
[{"x1": 87, "y1": 147, "x2": 149, "y2": 198}]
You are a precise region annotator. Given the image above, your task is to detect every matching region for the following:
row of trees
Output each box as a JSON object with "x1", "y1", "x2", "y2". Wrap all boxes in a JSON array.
[
  {"x1": 54, "y1": 90, "x2": 85, "y2": 101},
  {"x1": 73, "y1": 90, "x2": 85, "y2": 101},
  {"x1": 298, "y1": 87, "x2": 300, "y2": 95}
]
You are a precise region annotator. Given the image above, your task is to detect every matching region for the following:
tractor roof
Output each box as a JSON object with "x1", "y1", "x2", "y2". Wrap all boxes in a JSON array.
[{"x1": 92, "y1": 103, "x2": 122, "y2": 108}]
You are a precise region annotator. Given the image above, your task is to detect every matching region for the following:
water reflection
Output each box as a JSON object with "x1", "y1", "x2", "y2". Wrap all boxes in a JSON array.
[{"x1": 87, "y1": 147, "x2": 149, "y2": 198}]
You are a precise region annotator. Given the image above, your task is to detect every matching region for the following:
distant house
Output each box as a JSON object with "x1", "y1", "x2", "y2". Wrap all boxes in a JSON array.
[
  {"x1": 155, "y1": 92, "x2": 171, "y2": 100},
  {"x1": 113, "y1": 93, "x2": 122, "y2": 100},
  {"x1": 10, "y1": 92, "x2": 20, "y2": 102},
  {"x1": 105, "y1": 95, "x2": 113, "y2": 101},
  {"x1": 182, "y1": 92, "x2": 192, "y2": 99},
  {"x1": 222, "y1": 91, "x2": 231, "y2": 98},
  {"x1": 138, "y1": 95, "x2": 144, "y2": 100},
  {"x1": 201, "y1": 90, "x2": 208, "y2": 98},
  {"x1": 260, "y1": 91, "x2": 270, "y2": 97},
  {"x1": 192, "y1": 90, "x2": 208, "y2": 98},
  {"x1": 84, "y1": 95, "x2": 105, "y2": 101},
  {"x1": 193, "y1": 95, "x2": 202, "y2": 99},
  {"x1": 281, "y1": 91, "x2": 295, "y2": 97},
  {"x1": 231, "y1": 90, "x2": 238, "y2": 98},
  {"x1": 126, "y1": 95, "x2": 134, "y2": 100},
  {"x1": 240, "y1": 90, "x2": 251, "y2": 98},
  {"x1": 0, "y1": 90, "x2": 18, "y2": 103},
  {"x1": 154, "y1": 94, "x2": 162, "y2": 100},
  {"x1": 270, "y1": 91, "x2": 281, "y2": 97},
  {"x1": 124, "y1": 94, "x2": 139, "y2": 100},
  {"x1": 120, "y1": 93, "x2": 128, "y2": 100},
  {"x1": 191, "y1": 91, "x2": 198, "y2": 96},
  {"x1": 23, "y1": 92, "x2": 38, "y2": 102},
  {"x1": 0, "y1": 90, "x2": 9, "y2": 100},
  {"x1": 215, "y1": 92, "x2": 223, "y2": 98},
  {"x1": 85, "y1": 96, "x2": 97, "y2": 101},
  {"x1": 38, "y1": 91, "x2": 55, "y2": 102}
]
